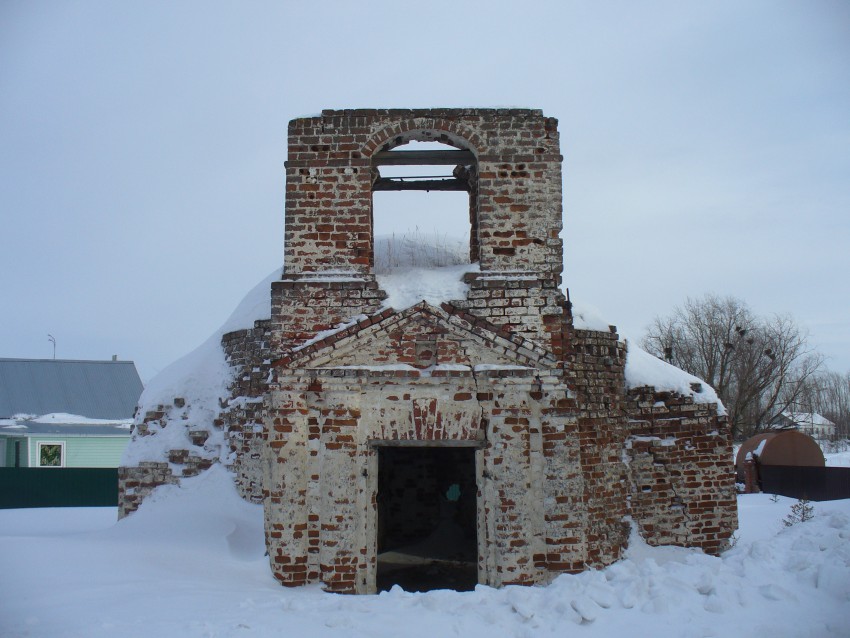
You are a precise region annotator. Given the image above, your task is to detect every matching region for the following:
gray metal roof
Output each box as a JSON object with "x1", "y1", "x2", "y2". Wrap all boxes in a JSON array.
[{"x1": 0, "y1": 358, "x2": 143, "y2": 420}]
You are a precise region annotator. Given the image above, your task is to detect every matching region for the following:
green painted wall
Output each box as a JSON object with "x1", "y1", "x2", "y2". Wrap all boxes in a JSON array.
[
  {"x1": 25, "y1": 436, "x2": 130, "y2": 468},
  {"x1": 2, "y1": 437, "x2": 28, "y2": 467}
]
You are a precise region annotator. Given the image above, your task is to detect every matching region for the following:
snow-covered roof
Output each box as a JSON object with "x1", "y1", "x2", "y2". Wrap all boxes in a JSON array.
[
  {"x1": 571, "y1": 300, "x2": 724, "y2": 410},
  {"x1": 127, "y1": 235, "x2": 725, "y2": 466},
  {"x1": 624, "y1": 344, "x2": 724, "y2": 412},
  {"x1": 781, "y1": 411, "x2": 835, "y2": 427},
  {"x1": 0, "y1": 412, "x2": 133, "y2": 437},
  {"x1": 123, "y1": 267, "x2": 280, "y2": 467}
]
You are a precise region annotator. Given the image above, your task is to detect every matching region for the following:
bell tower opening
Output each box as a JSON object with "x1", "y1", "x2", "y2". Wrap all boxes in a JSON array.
[{"x1": 371, "y1": 137, "x2": 479, "y2": 273}]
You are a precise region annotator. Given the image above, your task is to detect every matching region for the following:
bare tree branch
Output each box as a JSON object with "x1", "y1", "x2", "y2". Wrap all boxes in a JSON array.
[{"x1": 641, "y1": 294, "x2": 824, "y2": 439}]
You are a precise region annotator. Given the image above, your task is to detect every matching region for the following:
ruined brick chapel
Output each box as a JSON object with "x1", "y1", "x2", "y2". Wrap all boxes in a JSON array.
[{"x1": 119, "y1": 108, "x2": 737, "y2": 594}]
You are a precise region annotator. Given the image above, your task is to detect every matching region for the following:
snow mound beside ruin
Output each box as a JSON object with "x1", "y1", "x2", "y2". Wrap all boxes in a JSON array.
[
  {"x1": 124, "y1": 234, "x2": 723, "y2": 466},
  {"x1": 122, "y1": 267, "x2": 280, "y2": 466},
  {"x1": 572, "y1": 299, "x2": 723, "y2": 410},
  {"x1": 625, "y1": 342, "x2": 724, "y2": 412}
]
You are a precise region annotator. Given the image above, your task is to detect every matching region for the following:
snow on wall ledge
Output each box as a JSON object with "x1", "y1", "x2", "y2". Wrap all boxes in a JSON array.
[
  {"x1": 572, "y1": 300, "x2": 724, "y2": 413},
  {"x1": 624, "y1": 343, "x2": 724, "y2": 413}
]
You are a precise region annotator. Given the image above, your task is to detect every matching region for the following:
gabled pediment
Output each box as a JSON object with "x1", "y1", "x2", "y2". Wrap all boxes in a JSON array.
[{"x1": 278, "y1": 302, "x2": 556, "y2": 372}]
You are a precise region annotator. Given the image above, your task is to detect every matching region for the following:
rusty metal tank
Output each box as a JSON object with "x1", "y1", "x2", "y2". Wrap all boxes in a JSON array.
[{"x1": 735, "y1": 430, "x2": 825, "y2": 471}]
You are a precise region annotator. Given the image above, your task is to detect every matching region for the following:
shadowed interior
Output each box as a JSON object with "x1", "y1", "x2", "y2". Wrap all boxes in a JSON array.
[{"x1": 376, "y1": 446, "x2": 477, "y2": 592}]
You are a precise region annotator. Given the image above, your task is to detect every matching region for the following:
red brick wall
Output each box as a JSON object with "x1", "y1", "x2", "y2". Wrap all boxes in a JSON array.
[
  {"x1": 565, "y1": 327, "x2": 631, "y2": 567},
  {"x1": 625, "y1": 387, "x2": 738, "y2": 554},
  {"x1": 284, "y1": 109, "x2": 563, "y2": 277}
]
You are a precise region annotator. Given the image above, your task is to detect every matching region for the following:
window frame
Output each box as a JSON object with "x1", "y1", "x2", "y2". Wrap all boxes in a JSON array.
[
  {"x1": 36, "y1": 440, "x2": 65, "y2": 468},
  {"x1": 370, "y1": 138, "x2": 480, "y2": 271}
]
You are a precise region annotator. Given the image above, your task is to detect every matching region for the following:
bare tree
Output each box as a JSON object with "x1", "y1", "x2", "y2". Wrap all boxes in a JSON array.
[
  {"x1": 800, "y1": 370, "x2": 850, "y2": 440},
  {"x1": 642, "y1": 294, "x2": 823, "y2": 439}
]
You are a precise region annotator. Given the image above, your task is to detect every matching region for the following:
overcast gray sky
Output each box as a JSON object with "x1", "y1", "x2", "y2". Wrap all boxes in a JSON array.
[{"x1": 2, "y1": 1, "x2": 849, "y2": 382}]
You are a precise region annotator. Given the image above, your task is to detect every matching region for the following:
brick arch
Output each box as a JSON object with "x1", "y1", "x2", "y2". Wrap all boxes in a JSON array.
[
  {"x1": 362, "y1": 118, "x2": 484, "y2": 157},
  {"x1": 365, "y1": 119, "x2": 483, "y2": 267}
]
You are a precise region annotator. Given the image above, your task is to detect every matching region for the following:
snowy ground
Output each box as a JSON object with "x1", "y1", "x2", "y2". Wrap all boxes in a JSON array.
[
  {"x1": 1, "y1": 467, "x2": 848, "y2": 638},
  {"x1": 825, "y1": 448, "x2": 850, "y2": 468},
  {"x1": 828, "y1": 452, "x2": 850, "y2": 467}
]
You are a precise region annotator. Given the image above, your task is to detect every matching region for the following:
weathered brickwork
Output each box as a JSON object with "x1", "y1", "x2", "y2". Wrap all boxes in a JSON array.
[
  {"x1": 220, "y1": 320, "x2": 272, "y2": 502},
  {"x1": 118, "y1": 461, "x2": 179, "y2": 519},
  {"x1": 118, "y1": 108, "x2": 736, "y2": 593},
  {"x1": 625, "y1": 387, "x2": 738, "y2": 554},
  {"x1": 453, "y1": 273, "x2": 570, "y2": 359},
  {"x1": 117, "y1": 399, "x2": 216, "y2": 518},
  {"x1": 565, "y1": 328, "x2": 631, "y2": 568},
  {"x1": 264, "y1": 302, "x2": 580, "y2": 592},
  {"x1": 269, "y1": 275, "x2": 386, "y2": 355},
  {"x1": 118, "y1": 319, "x2": 273, "y2": 515},
  {"x1": 284, "y1": 108, "x2": 563, "y2": 276}
]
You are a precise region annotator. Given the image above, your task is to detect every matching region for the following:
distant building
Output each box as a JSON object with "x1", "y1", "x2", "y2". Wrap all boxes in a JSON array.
[
  {"x1": 771, "y1": 411, "x2": 836, "y2": 441},
  {"x1": 0, "y1": 358, "x2": 143, "y2": 468}
]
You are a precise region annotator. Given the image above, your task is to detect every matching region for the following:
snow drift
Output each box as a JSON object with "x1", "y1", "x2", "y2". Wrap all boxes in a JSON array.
[{"x1": 1, "y1": 471, "x2": 848, "y2": 637}]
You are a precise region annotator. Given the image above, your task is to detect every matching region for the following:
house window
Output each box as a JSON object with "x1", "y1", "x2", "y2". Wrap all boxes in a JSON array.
[{"x1": 37, "y1": 441, "x2": 65, "y2": 467}]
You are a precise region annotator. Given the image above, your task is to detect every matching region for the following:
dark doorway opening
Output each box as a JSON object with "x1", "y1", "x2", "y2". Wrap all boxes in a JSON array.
[{"x1": 377, "y1": 446, "x2": 478, "y2": 592}]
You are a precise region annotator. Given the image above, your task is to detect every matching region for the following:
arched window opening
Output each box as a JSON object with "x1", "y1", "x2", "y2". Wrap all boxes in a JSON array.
[{"x1": 371, "y1": 139, "x2": 478, "y2": 274}]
